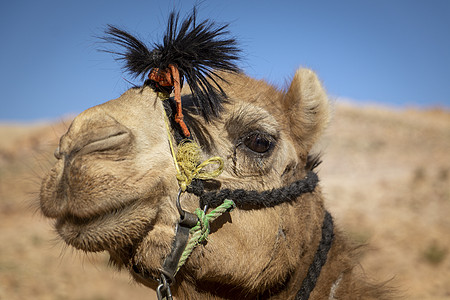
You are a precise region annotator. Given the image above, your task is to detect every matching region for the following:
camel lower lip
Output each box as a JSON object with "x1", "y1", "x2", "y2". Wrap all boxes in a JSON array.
[{"x1": 55, "y1": 201, "x2": 156, "y2": 252}]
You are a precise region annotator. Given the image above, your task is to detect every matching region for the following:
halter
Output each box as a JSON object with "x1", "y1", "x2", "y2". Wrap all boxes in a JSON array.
[
  {"x1": 104, "y1": 10, "x2": 335, "y2": 299},
  {"x1": 143, "y1": 100, "x2": 334, "y2": 300},
  {"x1": 154, "y1": 188, "x2": 334, "y2": 300}
]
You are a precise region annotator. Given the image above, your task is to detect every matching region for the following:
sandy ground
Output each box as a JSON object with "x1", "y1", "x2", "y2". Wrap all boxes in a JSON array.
[{"x1": 0, "y1": 103, "x2": 448, "y2": 299}]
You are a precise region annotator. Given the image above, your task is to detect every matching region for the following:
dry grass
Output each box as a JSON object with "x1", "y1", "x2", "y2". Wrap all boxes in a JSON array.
[{"x1": 0, "y1": 103, "x2": 449, "y2": 299}]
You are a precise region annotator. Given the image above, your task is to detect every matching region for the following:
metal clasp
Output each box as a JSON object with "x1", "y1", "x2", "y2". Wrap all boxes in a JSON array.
[
  {"x1": 176, "y1": 189, "x2": 185, "y2": 218},
  {"x1": 176, "y1": 189, "x2": 199, "y2": 228},
  {"x1": 156, "y1": 273, "x2": 173, "y2": 300}
]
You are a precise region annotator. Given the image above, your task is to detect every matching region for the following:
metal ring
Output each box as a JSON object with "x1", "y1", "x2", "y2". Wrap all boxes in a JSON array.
[
  {"x1": 156, "y1": 273, "x2": 173, "y2": 300},
  {"x1": 175, "y1": 189, "x2": 185, "y2": 218},
  {"x1": 156, "y1": 283, "x2": 165, "y2": 300}
]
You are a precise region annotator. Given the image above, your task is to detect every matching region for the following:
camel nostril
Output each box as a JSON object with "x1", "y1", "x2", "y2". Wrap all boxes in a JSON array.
[{"x1": 76, "y1": 131, "x2": 130, "y2": 156}]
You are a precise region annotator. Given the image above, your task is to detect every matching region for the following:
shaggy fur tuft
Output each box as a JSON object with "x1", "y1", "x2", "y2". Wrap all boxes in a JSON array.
[{"x1": 102, "y1": 9, "x2": 241, "y2": 121}]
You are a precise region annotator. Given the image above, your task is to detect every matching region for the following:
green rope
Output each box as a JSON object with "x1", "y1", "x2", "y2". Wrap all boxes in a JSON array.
[{"x1": 176, "y1": 199, "x2": 235, "y2": 273}]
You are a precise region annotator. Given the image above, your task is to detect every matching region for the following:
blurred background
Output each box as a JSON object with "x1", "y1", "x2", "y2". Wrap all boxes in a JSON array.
[{"x1": 0, "y1": 1, "x2": 449, "y2": 299}]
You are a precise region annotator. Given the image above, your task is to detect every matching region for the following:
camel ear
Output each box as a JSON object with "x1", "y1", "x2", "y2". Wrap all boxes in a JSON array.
[{"x1": 283, "y1": 68, "x2": 330, "y2": 152}]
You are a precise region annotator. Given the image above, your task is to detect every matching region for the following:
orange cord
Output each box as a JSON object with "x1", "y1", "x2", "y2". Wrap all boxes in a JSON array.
[{"x1": 148, "y1": 64, "x2": 190, "y2": 137}]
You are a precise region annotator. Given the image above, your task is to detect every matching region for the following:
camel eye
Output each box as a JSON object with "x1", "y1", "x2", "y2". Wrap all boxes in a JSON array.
[{"x1": 243, "y1": 133, "x2": 273, "y2": 153}]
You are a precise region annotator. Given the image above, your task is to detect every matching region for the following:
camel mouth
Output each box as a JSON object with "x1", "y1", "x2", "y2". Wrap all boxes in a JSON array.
[
  {"x1": 55, "y1": 200, "x2": 157, "y2": 253},
  {"x1": 130, "y1": 265, "x2": 160, "y2": 289}
]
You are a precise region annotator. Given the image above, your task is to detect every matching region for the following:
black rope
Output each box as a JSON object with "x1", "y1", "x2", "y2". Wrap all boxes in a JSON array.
[
  {"x1": 185, "y1": 168, "x2": 331, "y2": 299},
  {"x1": 187, "y1": 171, "x2": 319, "y2": 209},
  {"x1": 295, "y1": 211, "x2": 334, "y2": 300}
]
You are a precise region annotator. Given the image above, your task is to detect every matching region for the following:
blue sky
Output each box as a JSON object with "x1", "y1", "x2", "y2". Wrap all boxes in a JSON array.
[{"x1": 1, "y1": 0, "x2": 449, "y2": 121}]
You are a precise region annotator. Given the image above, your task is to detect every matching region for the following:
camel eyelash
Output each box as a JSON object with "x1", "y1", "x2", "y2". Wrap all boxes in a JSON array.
[{"x1": 236, "y1": 131, "x2": 276, "y2": 156}]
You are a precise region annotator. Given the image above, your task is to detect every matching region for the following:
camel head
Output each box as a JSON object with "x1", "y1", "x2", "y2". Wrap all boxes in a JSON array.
[
  {"x1": 40, "y1": 64, "x2": 330, "y2": 290},
  {"x1": 40, "y1": 10, "x2": 392, "y2": 300}
]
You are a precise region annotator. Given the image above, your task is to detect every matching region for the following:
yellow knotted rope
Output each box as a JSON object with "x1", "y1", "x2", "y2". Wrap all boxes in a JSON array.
[
  {"x1": 159, "y1": 95, "x2": 233, "y2": 276},
  {"x1": 176, "y1": 141, "x2": 223, "y2": 191},
  {"x1": 160, "y1": 97, "x2": 223, "y2": 191}
]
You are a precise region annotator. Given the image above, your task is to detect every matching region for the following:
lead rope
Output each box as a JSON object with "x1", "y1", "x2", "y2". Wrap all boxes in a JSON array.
[{"x1": 176, "y1": 199, "x2": 235, "y2": 273}]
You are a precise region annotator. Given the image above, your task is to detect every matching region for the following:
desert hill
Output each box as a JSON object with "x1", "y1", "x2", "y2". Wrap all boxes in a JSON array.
[{"x1": 0, "y1": 103, "x2": 449, "y2": 299}]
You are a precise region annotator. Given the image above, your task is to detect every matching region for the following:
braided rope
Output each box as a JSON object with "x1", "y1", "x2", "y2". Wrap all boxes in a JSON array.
[
  {"x1": 295, "y1": 211, "x2": 334, "y2": 300},
  {"x1": 149, "y1": 64, "x2": 191, "y2": 137},
  {"x1": 196, "y1": 171, "x2": 319, "y2": 209},
  {"x1": 176, "y1": 199, "x2": 235, "y2": 273}
]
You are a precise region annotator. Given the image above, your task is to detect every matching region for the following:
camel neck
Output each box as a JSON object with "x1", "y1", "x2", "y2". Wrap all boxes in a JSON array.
[{"x1": 174, "y1": 210, "x2": 335, "y2": 300}]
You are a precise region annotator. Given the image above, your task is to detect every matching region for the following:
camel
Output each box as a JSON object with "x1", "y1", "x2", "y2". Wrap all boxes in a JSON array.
[{"x1": 39, "y1": 11, "x2": 392, "y2": 300}]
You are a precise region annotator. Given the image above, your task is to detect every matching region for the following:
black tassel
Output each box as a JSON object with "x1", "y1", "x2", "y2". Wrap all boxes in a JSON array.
[{"x1": 102, "y1": 9, "x2": 241, "y2": 121}]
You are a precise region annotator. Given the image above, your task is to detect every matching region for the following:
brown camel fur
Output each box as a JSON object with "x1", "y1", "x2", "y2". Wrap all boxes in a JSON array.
[{"x1": 40, "y1": 69, "x2": 392, "y2": 299}]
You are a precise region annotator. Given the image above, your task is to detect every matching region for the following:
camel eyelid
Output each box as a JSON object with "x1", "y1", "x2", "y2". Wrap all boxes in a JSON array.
[{"x1": 236, "y1": 130, "x2": 277, "y2": 157}]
